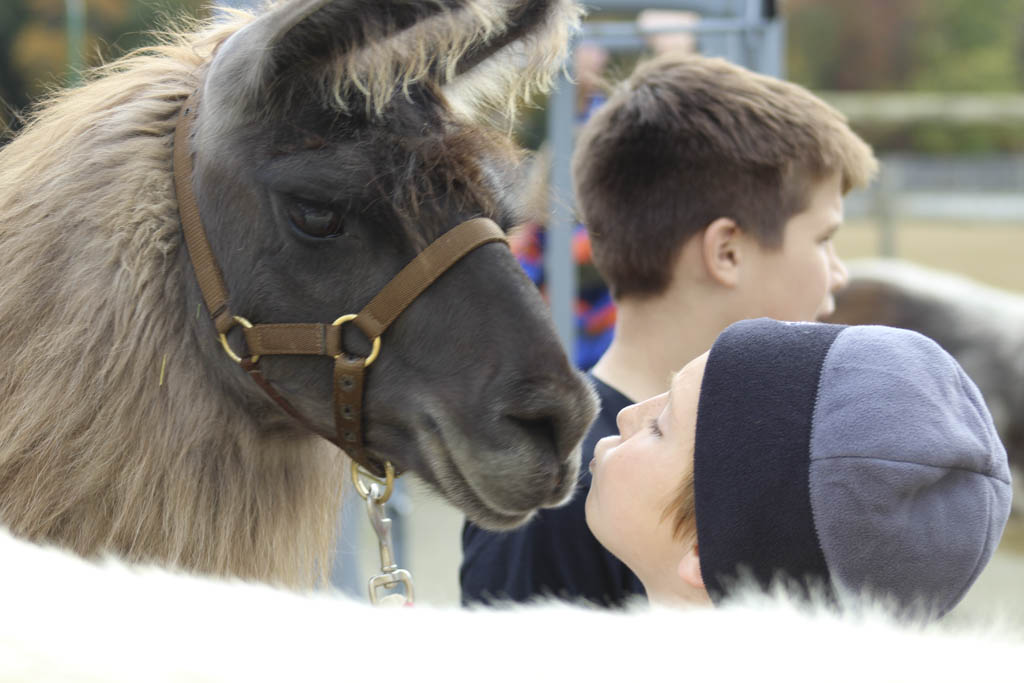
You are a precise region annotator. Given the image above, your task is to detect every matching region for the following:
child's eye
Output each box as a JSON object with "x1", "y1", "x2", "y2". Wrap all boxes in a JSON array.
[
  {"x1": 819, "y1": 227, "x2": 840, "y2": 244},
  {"x1": 648, "y1": 418, "x2": 663, "y2": 437}
]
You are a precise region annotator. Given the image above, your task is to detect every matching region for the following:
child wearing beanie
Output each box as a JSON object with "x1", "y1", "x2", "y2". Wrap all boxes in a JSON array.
[
  {"x1": 461, "y1": 53, "x2": 876, "y2": 609},
  {"x1": 585, "y1": 318, "x2": 1012, "y2": 617}
]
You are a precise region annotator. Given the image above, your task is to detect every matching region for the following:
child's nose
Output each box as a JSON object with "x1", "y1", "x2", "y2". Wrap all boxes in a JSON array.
[
  {"x1": 829, "y1": 245, "x2": 849, "y2": 291},
  {"x1": 615, "y1": 403, "x2": 640, "y2": 437}
]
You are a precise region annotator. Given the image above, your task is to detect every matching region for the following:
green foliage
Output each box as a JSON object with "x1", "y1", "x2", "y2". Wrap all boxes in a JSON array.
[
  {"x1": 785, "y1": 0, "x2": 1024, "y2": 154},
  {"x1": 910, "y1": 0, "x2": 1024, "y2": 91},
  {"x1": 854, "y1": 121, "x2": 1024, "y2": 156},
  {"x1": 1, "y1": 0, "x2": 209, "y2": 134},
  {"x1": 0, "y1": 1, "x2": 31, "y2": 132},
  {"x1": 6, "y1": 1, "x2": 1024, "y2": 156},
  {"x1": 785, "y1": 4, "x2": 842, "y2": 90}
]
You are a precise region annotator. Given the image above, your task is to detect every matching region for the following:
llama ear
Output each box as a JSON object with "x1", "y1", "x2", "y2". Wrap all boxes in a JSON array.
[
  {"x1": 204, "y1": 0, "x2": 582, "y2": 119},
  {"x1": 442, "y1": 0, "x2": 582, "y2": 118},
  {"x1": 203, "y1": 0, "x2": 478, "y2": 116}
]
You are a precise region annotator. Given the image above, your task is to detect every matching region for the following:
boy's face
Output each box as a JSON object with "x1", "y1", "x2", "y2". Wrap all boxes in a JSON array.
[
  {"x1": 586, "y1": 351, "x2": 708, "y2": 583},
  {"x1": 738, "y1": 173, "x2": 848, "y2": 321}
]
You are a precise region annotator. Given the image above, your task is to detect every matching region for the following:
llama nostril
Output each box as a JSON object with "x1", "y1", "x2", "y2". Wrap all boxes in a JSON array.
[
  {"x1": 497, "y1": 374, "x2": 597, "y2": 471},
  {"x1": 506, "y1": 415, "x2": 560, "y2": 459}
]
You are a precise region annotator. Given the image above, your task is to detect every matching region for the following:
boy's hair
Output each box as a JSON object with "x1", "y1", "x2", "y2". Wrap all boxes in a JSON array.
[{"x1": 572, "y1": 54, "x2": 878, "y2": 300}]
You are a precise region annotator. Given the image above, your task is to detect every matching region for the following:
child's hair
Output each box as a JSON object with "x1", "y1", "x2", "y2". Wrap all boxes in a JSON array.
[
  {"x1": 572, "y1": 53, "x2": 878, "y2": 300},
  {"x1": 662, "y1": 469, "x2": 695, "y2": 542}
]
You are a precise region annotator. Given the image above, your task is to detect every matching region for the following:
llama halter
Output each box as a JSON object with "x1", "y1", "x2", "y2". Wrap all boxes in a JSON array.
[{"x1": 172, "y1": 90, "x2": 508, "y2": 481}]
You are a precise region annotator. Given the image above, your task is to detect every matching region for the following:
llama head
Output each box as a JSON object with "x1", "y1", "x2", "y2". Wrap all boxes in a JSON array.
[{"x1": 182, "y1": 0, "x2": 595, "y2": 529}]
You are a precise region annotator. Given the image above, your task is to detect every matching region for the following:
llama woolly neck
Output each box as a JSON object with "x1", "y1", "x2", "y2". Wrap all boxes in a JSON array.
[{"x1": 0, "y1": 15, "x2": 346, "y2": 588}]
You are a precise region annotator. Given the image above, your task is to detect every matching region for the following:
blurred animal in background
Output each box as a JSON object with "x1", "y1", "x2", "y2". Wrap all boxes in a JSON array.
[
  {"x1": 827, "y1": 259, "x2": 1024, "y2": 509},
  {"x1": 0, "y1": 0, "x2": 596, "y2": 588}
]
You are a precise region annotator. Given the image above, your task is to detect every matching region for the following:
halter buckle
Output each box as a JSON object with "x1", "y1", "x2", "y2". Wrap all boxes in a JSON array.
[
  {"x1": 332, "y1": 314, "x2": 381, "y2": 366},
  {"x1": 351, "y1": 461, "x2": 395, "y2": 503},
  {"x1": 218, "y1": 315, "x2": 260, "y2": 364}
]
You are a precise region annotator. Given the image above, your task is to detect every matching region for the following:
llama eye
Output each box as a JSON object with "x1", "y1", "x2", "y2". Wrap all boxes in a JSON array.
[{"x1": 288, "y1": 200, "x2": 345, "y2": 239}]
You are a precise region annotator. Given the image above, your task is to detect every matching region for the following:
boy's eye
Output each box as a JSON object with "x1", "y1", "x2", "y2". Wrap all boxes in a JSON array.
[
  {"x1": 648, "y1": 418, "x2": 663, "y2": 437},
  {"x1": 819, "y1": 226, "x2": 840, "y2": 243}
]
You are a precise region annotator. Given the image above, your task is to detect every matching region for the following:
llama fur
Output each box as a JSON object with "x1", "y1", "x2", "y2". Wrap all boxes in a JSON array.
[
  {"x1": 1, "y1": 526, "x2": 1021, "y2": 682},
  {"x1": 0, "y1": 0, "x2": 578, "y2": 588}
]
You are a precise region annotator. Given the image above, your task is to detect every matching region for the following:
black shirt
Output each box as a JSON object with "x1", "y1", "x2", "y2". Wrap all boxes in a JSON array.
[{"x1": 460, "y1": 375, "x2": 646, "y2": 607}]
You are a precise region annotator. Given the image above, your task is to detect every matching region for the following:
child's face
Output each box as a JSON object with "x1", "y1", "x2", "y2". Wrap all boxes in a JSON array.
[
  {"x1": 586, "y1": 351, "x2": 708, "y2": 583},
  {"x1": 738, "y1": 173, "x2": 848, "y2": 322}
]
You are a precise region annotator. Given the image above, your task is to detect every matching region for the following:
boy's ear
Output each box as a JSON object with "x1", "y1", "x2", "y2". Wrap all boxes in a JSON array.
[
  {"x1": 701, "y1": 218, "x2": 743, "y2": 287},
  {"x1": 677, "y1": 543, "x2": 705, "y2": 590}
]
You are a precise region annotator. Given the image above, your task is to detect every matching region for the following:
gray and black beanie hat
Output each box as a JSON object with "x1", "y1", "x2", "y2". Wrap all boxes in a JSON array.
[{"x1": 694, "y1": 318, "x2": 1012, "y2": 616}]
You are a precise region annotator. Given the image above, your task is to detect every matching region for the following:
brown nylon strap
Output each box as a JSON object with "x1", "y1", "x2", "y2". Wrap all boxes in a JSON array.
[
  {"x1": 353, "y1": 217, "x2": 507, "y2": 340},
  {"x1": 174, "y1": 89, "x2": 508, "y2": 479},
  {"x1": 333, "y1": 355, "x2": 379, "y2": 475},
  {"x1": 173, "y1": 93, "x2": 234, "y2": 335},
  {"x1": 241, "y1": 356, "x2": 385, "y2": 476},
  {"x1": 241, "y1": 218, "x2": 506, "y2": 358},
  {"x1": 241, "y1": 358, "x2": 331, "y2": 439},
  {"x1": 243, "y1": 323, "x2": 341, "y2": 357}
]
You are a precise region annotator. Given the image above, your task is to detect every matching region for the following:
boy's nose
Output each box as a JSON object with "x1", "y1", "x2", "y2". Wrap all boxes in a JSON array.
[{"x1": 829, "y1": 246, "x2": 849, "y2": 292}]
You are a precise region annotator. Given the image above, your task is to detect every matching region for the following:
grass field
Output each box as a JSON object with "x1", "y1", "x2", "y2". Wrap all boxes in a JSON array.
[{"x1": 836, "y1": 218, "x2": 1024, "y2": 294}]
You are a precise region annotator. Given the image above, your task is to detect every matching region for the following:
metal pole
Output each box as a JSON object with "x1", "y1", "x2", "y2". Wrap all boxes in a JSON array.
[
  {"x1": 65, "y1": 0, "x2": 86, "y2": 85},
  {"x1": 545, "y1": 69, "x2": 579, "y2": 358}
]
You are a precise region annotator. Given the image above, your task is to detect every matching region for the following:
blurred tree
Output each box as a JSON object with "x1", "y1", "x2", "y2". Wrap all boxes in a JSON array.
[
  {"x1": 786, "y1": 0, "x2": 922, "y2": 90},
  {"x1": 786, "y1": 0, "x2": 1024, "y2": 92},
  {"x1": 2, "y1": 0, "x2": 209, "y2": 135},
  {"x1": 785, "y1": 0, "x2": 1024, "y2": 153},
  {"x1": 0, "y1": 2, "x2": 31, "y2": 133},
  {"x1": 911, "y1": 0, "x2": 1024, "y2": 92}
]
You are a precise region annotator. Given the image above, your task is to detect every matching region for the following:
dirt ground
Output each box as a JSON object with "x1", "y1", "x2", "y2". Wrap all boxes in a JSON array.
[{"x1": 343, "y1": 217, "x2": 1024, "y2": 625}]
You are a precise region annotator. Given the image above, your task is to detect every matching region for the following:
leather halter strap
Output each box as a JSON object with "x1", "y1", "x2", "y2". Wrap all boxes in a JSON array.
[
  {"x1": 173, "y1": 94, "x2": 234, "y2": 336},
  {"x1": 172, "y1": 91, "x2": 508, "y2": 477}
]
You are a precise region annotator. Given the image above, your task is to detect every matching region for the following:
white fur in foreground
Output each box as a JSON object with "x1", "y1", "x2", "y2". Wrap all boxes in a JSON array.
[{"x1": 1, "y1": 526, "x2": 1021, "y2": 682}]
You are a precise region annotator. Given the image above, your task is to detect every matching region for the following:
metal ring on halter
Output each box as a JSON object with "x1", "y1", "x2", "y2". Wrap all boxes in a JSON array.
[
  {"x1": 351, "y1": 460, "x2": 395, "y2": 503},
  {"x1": 218, "y1": 315, "x2": 260, "y2": 364},
  {"x1": 331, "y1": 314, "x2": 381, "y2": 366}
]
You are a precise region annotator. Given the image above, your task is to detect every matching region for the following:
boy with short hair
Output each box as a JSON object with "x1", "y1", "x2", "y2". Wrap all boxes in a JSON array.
[
  {"x1": 461, "y1": 53, "x2": 878, "y2": 607},
  {"x1": 586, "y1": 317, "x2": 1012, "y2": 616}
]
